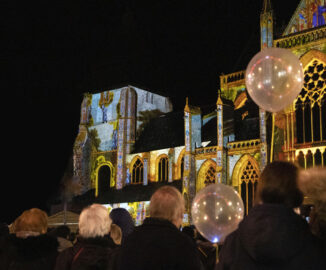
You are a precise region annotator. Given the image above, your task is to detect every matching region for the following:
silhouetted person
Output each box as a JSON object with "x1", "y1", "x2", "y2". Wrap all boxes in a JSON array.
[
  {"x1": 118, "y1": 185, "x2": 203, "y2": 270},
  {"x1": 216, "y1": 161, "x2": 325, "y2": 270},
  {"x1": 298, "y1": 167, "x2": 326, "y2": 253},
  {"x1": 196, "y1": 232, "x2": 217, "y2": 270},
  {"x1": 0, "y1": 222, "x2": 10, "y2": 268},
  {"x1": 55, "y1": 204, "x2": 117, "y2": 270},
  {"x1": 182, "y1": 226, "x2": 216, "y2": 270},
  {"x1": 49, "y1": 225, "x2": 73, "y2": 252},
  {"x1": 1, "y1": 208, "x2": 59, "y2": 270}
]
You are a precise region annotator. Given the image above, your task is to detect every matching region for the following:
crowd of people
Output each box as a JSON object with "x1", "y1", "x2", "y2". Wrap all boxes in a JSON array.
[{"x1": 0, "y1": 161, "x2": 325, "y2": 269}]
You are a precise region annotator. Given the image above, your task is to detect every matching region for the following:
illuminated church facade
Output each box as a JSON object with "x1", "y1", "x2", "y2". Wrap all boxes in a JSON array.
[{"x1": 71, "y1": 0, "x2": 326, "y2": 225}]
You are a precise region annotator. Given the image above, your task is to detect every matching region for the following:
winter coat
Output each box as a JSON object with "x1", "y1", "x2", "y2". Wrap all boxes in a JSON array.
[
  {"x1": 216, "y1": 203, "x2": 325, "y2": 270},
  {"x1": 118, "y1": 217, "x2": 204, "y2": 270},
  {"x1": 1, "y1": 233, "x2": 59, "y2": 270},
  {"x1": 54, "y1": 235, "x2": 119, "y2": 270}
]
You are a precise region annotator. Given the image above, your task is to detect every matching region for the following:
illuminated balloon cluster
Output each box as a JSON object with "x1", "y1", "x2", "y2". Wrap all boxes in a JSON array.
[
  {"x1": 191, "y1": 183, "x2": 244, "y2": 244},
  {"x1": 245, "y1": 47, "x2": 304, "y2": 113}
]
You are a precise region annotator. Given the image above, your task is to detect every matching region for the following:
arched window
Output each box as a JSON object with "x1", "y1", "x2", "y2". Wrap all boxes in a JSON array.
[
  {"x1": 180, "y1": 156, "x2": 184, "y2": 179},
  {"x1": 239, "y1": 160, "x2": 259, "y2": 215},
  {"x1": 158, "y1": 157, "x2": 169, "y2": 182},
  {"x1": 306, "y1": 150, "x2": 313, "y2": 168},
  {"x1": 204, "y1": 166, "x2": 216, "y2": 186},
  {"x1": 314, "y1": 149, "x2": 322, "y2": 166},
  {"x1": 295, "y1": 59, "x2": 326, "y2": 143},
  {"x1": 177, "y1": 149, "x2": 185, "y2": 180},
  {"x1": 132, "y1": 158, "x2": 143, "y2": 184},
  {"x1": 297, "y1": 151, "x2": 305, "y2": 168}
]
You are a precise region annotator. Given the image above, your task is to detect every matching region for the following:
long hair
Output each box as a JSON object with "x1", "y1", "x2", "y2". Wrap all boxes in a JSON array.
[
  {"x1": 79, "y1": 204, "x2": 111, "y2": 238},
  {"x1": 256, "y1": 161, "x2": 303, "y2": 208}
]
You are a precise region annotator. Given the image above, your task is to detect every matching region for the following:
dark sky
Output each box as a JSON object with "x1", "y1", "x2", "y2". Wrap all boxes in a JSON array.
[{"x1": 2, "y1": 0, "x2": 299, "y2": 223}]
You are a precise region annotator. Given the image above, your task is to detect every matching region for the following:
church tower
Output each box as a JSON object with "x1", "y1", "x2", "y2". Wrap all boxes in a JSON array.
[
  {"x1": 116, "y1": 87, "x2": 137, "y2": 189},
  {"x1": 259, "y1": 0, "x2": 273, "y2": 169},
  {"x1": 260, "y1": 0, "x2": 273, "y2": 49}
]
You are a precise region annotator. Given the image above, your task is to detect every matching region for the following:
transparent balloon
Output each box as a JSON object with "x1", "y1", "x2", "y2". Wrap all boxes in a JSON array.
[
  {"x1": 191, "y1": 183, "x2": 244, "y2": 244},
  {"x1": 245, "y1": 47, "x2": 304, "y2": 113}
]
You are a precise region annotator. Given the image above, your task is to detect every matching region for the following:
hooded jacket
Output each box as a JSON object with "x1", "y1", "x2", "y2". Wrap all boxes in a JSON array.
[{"x1": 216, "y1": 204, "x2": 325, "y2": 270}]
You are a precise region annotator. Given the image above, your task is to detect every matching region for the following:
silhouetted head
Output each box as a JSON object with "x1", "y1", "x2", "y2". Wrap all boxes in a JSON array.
[
  {"x1": 299, "y1": 167, "x2": 326, "y2": 240},
  {"x1": 79, "y1": 204, "x2": 111, "y2": 238},
  {"x1": 13, "y1": 208, "x2": 48, "y2": 237},
  {"x1": 150, "y1": 185, "x2": 184, "y2": 228},
  {"x1": 256, "y1": 161, "x2": 303, "y2": 208}
]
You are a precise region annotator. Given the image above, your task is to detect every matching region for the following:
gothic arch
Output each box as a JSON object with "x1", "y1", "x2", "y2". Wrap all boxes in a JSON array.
[
  {"x1": 129, "y1": 155, "x2": 144, "y2": 184},
  {"x1": 232, "y1": 154, "x2": 260, "y2": 187},
  {"x1": 156, "y1": 154, "x2": 169, "y2": 182},
  {"x1": 94, "y1": 156, "x2": 115, "y2": 197},
  {"x1": 197, "y1": 159, "x2": 217, "y2": 192},
  {"x1": 300, "y1": 50, "x2": 326, "y2": 69},
  {"x1": 295, "y1": 50, "x2": 326, "y2": 143},
  {"x1": 232, "y1": 154, "x2": 260, "y2": 215}
]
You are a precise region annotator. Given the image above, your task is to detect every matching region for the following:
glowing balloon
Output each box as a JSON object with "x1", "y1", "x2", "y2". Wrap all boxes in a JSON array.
[
  {"x1": 191, "y1": 183, "x2": 244, "y2": 244},
  {"x1": 245, "y1": 47, "x2": 304, "y2": 113}
]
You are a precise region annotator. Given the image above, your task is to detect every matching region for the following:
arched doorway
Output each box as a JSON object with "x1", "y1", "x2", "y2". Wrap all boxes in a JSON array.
[
  {"x1": 93, "y1": 156, "x2": 115, "y2": 197},
  {"x1": 98, "y1": 165, "x2": 111, "y2": 196}
]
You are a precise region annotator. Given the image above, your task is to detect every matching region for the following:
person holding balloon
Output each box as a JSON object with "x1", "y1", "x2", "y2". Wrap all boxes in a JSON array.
[{"x1": 214, "y1": 161, "x2": 325, "y2": 270}]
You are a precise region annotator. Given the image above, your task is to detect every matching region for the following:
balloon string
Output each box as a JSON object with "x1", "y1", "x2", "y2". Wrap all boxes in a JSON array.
[
  {"x1": 270, "y1": 113, "x2": 275, "y2": 163},
  {"x1": 215, "y1": 244, "x2": 219, "y2": 264}
]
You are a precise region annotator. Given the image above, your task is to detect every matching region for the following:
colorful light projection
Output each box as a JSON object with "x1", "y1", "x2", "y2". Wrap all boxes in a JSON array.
[
  {"x1": 285, "y1": 0, "x2": 326, "y2": 35},
  {"x1": 104, "y1": 201, "x2": 150, "y2": 226},
  {"x1": 88, "y1": 90, "x2": 122, "y2": 151}
]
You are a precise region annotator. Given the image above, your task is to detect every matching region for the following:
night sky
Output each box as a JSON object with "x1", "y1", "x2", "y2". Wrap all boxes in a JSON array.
[{"x1": 2, "y1": 0, "x2": 299, "y2": 224}]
